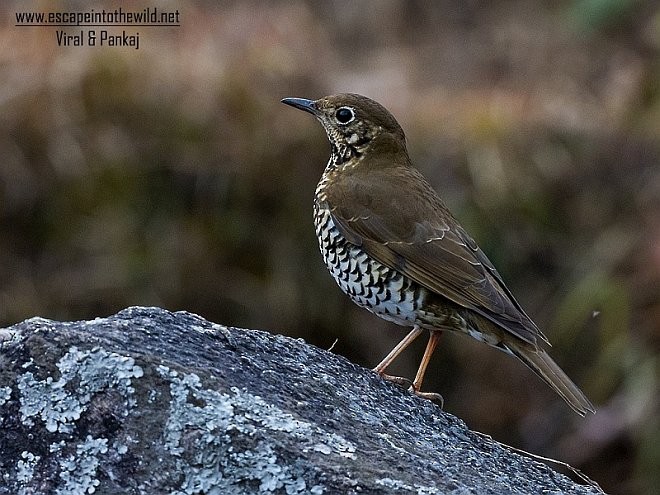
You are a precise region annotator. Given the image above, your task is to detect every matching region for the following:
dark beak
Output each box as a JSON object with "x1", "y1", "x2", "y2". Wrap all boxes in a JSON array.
[{"x1": 281, "y1": 97, "x2": 317, "y2": 115}]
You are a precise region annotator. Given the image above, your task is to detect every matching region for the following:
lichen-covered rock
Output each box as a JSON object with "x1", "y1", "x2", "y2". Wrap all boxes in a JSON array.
[{"x1": 0, "y1": 307, "x2": 602, "y2": 494}]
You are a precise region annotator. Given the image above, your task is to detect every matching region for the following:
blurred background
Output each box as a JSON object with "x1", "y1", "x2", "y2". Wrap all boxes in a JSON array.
[{"x1": 2, "y1": 0, "x2": 659, "y2": 493}]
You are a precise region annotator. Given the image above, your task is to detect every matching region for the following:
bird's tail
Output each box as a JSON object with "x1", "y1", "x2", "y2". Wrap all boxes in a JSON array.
[{"x1": 507, "y1": 343, "x2": 595, "y2": 416}]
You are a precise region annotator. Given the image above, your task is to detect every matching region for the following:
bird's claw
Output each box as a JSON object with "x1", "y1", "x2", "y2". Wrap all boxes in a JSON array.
[
  {"x1": 377, "y1": 372, "x2": 444, "y2": 407},
  {"x1": 377, "y1": 372, "x2": 413, "y2": 389},
  {"x1": 408, "y1": 386, "x2": 444, "y2": 407}
]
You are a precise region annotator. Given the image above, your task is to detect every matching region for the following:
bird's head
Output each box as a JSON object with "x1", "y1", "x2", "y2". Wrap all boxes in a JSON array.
[{"x1": 282, "y1": 93, "x2": 407, "y2": 168}]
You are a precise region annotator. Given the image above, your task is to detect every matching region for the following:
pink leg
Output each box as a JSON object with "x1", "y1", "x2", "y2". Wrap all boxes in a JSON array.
[
  {"x1": 373, "y1": 325, "x2": 423, "y2": 373},
  {"x1": 410, "y1": 331, "x2": 444, "y2": 404}
]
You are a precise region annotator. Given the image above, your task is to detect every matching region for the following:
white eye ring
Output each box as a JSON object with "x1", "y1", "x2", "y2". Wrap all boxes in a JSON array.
[{"x1": 335, "y1": 107, "x2": 355, "y2": 124}]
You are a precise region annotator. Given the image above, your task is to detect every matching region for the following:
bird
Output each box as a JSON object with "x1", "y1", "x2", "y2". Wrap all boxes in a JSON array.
[{"x1": 281, "y1": 93, "x2": 595, "y2": 415}]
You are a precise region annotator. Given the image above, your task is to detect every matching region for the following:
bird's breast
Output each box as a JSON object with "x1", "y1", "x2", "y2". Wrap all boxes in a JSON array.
[{"x1": 313, "y1": 202, "x2": 425, "y2": 326}]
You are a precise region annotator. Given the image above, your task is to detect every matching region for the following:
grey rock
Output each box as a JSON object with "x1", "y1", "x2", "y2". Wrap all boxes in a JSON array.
[{"x1": 0, "y1": 307, "x2": 603, "y2": 494}]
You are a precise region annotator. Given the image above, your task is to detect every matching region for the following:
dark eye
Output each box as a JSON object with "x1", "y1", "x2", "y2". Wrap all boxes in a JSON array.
[{"x1": 335, "y1": 107, "x2": 355, "y2": 124}]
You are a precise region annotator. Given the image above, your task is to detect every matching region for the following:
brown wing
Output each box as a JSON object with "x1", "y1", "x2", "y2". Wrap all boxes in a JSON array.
[{"x1": 323, "y1": 163, "x2": 547, "y2": 346}]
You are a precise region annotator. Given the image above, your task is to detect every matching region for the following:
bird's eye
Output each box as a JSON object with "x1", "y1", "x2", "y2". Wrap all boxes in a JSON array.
[{"x1": 335, "y1": 107, "x2": 355, "y2": 124}]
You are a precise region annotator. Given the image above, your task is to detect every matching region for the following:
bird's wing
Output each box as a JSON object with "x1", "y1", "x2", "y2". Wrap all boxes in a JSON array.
[{"x1": 324, "y1": 164, "x2": 546, "y2": 346}]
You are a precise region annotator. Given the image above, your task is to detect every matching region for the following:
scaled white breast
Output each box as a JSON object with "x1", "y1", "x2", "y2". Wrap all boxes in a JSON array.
[{"x1": 314, "y1": 206, "x2": 423, "y2": 326}]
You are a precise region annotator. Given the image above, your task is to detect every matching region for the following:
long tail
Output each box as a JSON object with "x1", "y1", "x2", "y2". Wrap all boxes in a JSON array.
[{"x1": 507, "y1": 344, "x2": 595, "y2": 416}]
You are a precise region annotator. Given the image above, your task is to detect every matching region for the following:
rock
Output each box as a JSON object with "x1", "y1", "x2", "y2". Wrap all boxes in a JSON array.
[{"x1": 0, "y1": 307, "x2": 602, "y2": 494}]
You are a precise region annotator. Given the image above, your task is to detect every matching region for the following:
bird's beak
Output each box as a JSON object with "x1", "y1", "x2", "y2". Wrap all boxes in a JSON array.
[{"x1": 281, "y1": 97, "x2": 318, "y2": 115}]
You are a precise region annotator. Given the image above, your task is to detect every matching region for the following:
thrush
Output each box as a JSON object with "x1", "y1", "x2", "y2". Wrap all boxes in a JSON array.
[{"x1": 281, "y1": 93, "x2": 595, "y2": 415}]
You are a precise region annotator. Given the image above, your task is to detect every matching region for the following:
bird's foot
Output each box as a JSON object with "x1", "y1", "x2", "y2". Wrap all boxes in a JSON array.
[
  {"x1": 376, "y1": 372, "x2": 413, "y2": 389},
  {"x1": 376, "y1": 372, "x2": 444, "y2": 406},
  {"x1": 408, "y1": 386, "x2": 444, "y2": 407}
]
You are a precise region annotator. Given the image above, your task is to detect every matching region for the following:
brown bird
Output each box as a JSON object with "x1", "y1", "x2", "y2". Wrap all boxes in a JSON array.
[{"x1": 282, "y1": 93, "x2": 595, "y2": 415}]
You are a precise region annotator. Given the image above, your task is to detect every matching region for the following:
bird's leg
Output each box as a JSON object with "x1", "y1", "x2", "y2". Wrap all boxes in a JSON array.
[
  {"x1": 373, "y1": 325, "x2": 424, "y2": 373},
  {"x1": 409, "y1": 331, "x2": 444, "y2": 404},
  {"x1": 373, "y1": 325, "x2": 424, "y2": 388}
]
